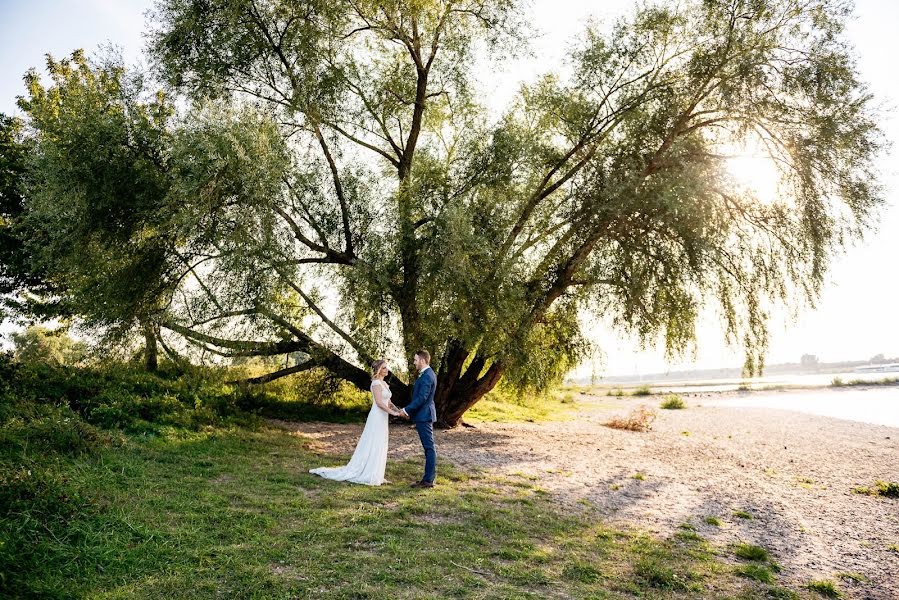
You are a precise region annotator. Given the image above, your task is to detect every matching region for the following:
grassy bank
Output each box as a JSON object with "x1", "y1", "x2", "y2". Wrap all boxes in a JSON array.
[{"x1": 1, "y1": 358, "x2": 813, "y2": 598}]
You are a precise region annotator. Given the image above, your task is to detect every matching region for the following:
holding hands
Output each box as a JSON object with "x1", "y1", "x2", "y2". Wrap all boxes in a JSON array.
[{"x1": 390, "y1": 404, "x2": 410, "y2": 419}]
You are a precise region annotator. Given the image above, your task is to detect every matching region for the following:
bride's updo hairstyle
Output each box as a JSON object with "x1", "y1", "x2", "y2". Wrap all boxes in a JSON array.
[{"x1": 370, "y1": 359, "x2": 387, "y2": 379}]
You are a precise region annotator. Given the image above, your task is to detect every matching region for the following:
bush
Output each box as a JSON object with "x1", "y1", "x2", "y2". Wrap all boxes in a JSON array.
[
  {"x1": 633, "y1": 385, "x2": 652, "y2": 396},
  {"x1": 660, "y1": 394, "x2": 686, "y2": 409},
  {"x1": 0, "y1": 354, "x2": 259, "y2": 434},
  {"x1": 604, "y1": 405, "x2": 657, "y2": 432},
  {"x1": 0, "y1": 405, "x2": 116, "y2": 456},
  {"x1": 852, "y1": 480, "x2": 899, "y2": 499}
]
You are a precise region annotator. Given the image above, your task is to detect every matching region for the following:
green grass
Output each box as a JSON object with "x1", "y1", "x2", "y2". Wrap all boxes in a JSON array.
[
  {"x1": 766, "y1": 586, "x2": 801, "y2": 599},
  {"x1": 0, "y1": 357, "x2": 803, "y2": 598},
  {"x1": 660, "y1": 394, "x2": 686, "y2": 409},
  {"x1": 862, "y1": 376, "x2": 899, "y2": 385},
  {"x1": 734, "y1": 543, "x2": 770, "y2": 562},
  {"x1": 731, "y1": 542, "x2": 783, "y2": 588},
  {"x1": 835, "y1": 571, "x2": 868, "y2": 583},
  {"x1": 736, "y1": 563, "x2": 775, "y2": 583},
  {"x1": 465, "y1": 386, "x2": 583, "y2": 424},
  {"x1": 732, "y1": 510, "x2": 754, "y2": 520},
  {"x1": 1, "y1": 422, "x2": 779, "y2": 599},
  {"x1": 804, "y1": 579, "x2": 844, "y2": 598},
  {"x1": 704, "y1": 516, "x2": 722, "y2": 526},
  {"x1": 633, "y1": 385, "x2": 653, "y2": 396},
  {"x1": 833, "y1": 376, "x2": 899, "y2": 387}
]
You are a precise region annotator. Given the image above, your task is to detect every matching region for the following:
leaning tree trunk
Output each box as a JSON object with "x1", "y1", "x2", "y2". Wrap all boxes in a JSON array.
[{"x1": 433, "y1": 341, "x2": 505, "y2": 428}]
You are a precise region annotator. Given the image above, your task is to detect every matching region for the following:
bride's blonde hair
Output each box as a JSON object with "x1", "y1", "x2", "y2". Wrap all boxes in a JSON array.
[{"x1": 370, "y1": 359, "x2": 388, "y2": 379}]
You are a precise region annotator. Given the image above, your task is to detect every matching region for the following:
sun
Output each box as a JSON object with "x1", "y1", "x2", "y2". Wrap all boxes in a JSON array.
[{"x1": 722, "y1": 136, "x2": 782, "y2": 205}]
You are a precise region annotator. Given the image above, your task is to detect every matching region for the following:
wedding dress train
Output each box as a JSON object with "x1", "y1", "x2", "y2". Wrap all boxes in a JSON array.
[{"x1": 309, "y1": 380, "x2": 391, "y2": 486}]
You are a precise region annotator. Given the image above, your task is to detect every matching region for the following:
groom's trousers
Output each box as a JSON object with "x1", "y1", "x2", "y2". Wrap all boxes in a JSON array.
[{"x1": 415, "y1": 421, "x2": 437, "y2": 483}]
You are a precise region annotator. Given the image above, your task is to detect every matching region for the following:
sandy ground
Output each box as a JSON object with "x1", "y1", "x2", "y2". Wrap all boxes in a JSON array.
[{"x1": 273, "y1": 391, "x2": 899, "y2": 599}]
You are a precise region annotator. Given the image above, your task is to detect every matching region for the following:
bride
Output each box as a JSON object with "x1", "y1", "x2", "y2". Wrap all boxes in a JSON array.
[{"x1": 309, "y1": 359, "x2": 403, "y2": 486}]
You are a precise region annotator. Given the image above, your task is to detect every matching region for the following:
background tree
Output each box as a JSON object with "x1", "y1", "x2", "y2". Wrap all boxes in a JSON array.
[
  {"x1": 16, "y1": 0, "x2": 880, "y2": 426},
  {"x1": 10, "y1": 325, "x2": 87, "y2": 366},
  {"x1": 16, "y1": 50, "x2": 177, "y2": 371},
  {"x1": 0, "y1": 113, "x2": 52, "y2": 318}
]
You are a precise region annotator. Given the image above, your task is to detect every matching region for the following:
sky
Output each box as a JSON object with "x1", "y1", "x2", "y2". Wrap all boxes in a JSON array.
[{"x1": 1, "y1": 0, "x2": 897, "y2": 377}]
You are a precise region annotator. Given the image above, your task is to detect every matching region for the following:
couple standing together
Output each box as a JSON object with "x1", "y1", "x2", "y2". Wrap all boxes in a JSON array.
[{"x1": 310, "y1": 349, "x2": 437, "y2": 488}]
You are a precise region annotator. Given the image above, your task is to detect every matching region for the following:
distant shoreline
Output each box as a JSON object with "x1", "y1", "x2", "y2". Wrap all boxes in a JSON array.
[{"x1": 571, "y1": 360, "x2": 899, "y2": 386}]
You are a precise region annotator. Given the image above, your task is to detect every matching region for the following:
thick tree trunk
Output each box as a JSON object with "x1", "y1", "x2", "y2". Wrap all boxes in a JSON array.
[
  {"x1": 433, "y1": 343, "x2": 505, "y2": 428},
  {"x1": 143, "y1": 322, "x2": 158, "y2": 373}
]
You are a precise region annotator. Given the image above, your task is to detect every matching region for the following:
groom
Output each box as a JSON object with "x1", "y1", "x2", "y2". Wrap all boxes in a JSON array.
[{"x1": 399, "y1": 349, "x2": 437, "y2": 488}]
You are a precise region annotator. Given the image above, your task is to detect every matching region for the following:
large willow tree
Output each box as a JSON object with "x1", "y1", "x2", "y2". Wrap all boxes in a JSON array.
[{"x1": 20, "y1": 0, "x2": 881, "y2": 426}]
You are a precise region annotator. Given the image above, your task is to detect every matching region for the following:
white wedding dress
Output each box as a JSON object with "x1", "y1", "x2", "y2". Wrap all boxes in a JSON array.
[{"x1": 309, "y1": 380, "x2": 391, "y2": 486}]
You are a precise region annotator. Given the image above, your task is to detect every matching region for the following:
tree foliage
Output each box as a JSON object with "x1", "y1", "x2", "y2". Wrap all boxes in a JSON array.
[
  {"x1": 15, "y1": 51, "x2": 178, "y2": 367},
  {"x1": 11, "y1": 325, "x2": 88, "y2": 366},
  {"x1": 0, "y1": 113, "x2": 49, "y2": 316},
  {"x1": 13, "y1": 0, "x2": 884, "y2": 425}
]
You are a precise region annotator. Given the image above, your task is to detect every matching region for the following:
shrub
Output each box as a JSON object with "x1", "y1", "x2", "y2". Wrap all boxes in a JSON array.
[
  {"x1": 604, "y1": 405, "x2": 657, "y2": 432},
  {"x1": 633, "y1": 385, "x2": 652, "y2": 396},
  {"x1": 660, "y1": 394, "x2": 685, "y2": 409},
  {"x1": 0, "y1": 355, "x2": 260, "y2": 434},
  {"x1": 0, "y1": 405, "x2": 115, "y2": 456},
  {"x1": 852, "y1": 480, "x2": 899, "y2": 498},
  {"x1": 873, "y1": 480, "x2": 899, "y2": 498}
]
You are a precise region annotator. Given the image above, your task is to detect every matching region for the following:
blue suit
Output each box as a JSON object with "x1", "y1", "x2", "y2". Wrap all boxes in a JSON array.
[{"x1": 404, "y1": 366, "x2": 437, "y2": 482}]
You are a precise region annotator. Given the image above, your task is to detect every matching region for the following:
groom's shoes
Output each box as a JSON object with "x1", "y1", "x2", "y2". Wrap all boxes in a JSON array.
[{"x1": 410, "y1": 480, "x2": 435, "y2": 488}]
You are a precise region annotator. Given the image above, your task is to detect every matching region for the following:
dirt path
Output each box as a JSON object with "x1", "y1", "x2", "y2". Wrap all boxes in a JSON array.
[{"x1": 272, "y1": 392, "x2": 899, "y2": 598}]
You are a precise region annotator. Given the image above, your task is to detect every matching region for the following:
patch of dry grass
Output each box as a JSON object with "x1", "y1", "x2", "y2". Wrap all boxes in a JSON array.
[{"x1": 604, "y1": 404, "x2": 657, "y2": 432}]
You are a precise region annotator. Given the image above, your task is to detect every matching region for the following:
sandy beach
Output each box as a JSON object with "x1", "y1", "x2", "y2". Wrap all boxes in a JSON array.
[{"x1": 277, "y1": 387, "x2": 899, "y2": 599}]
